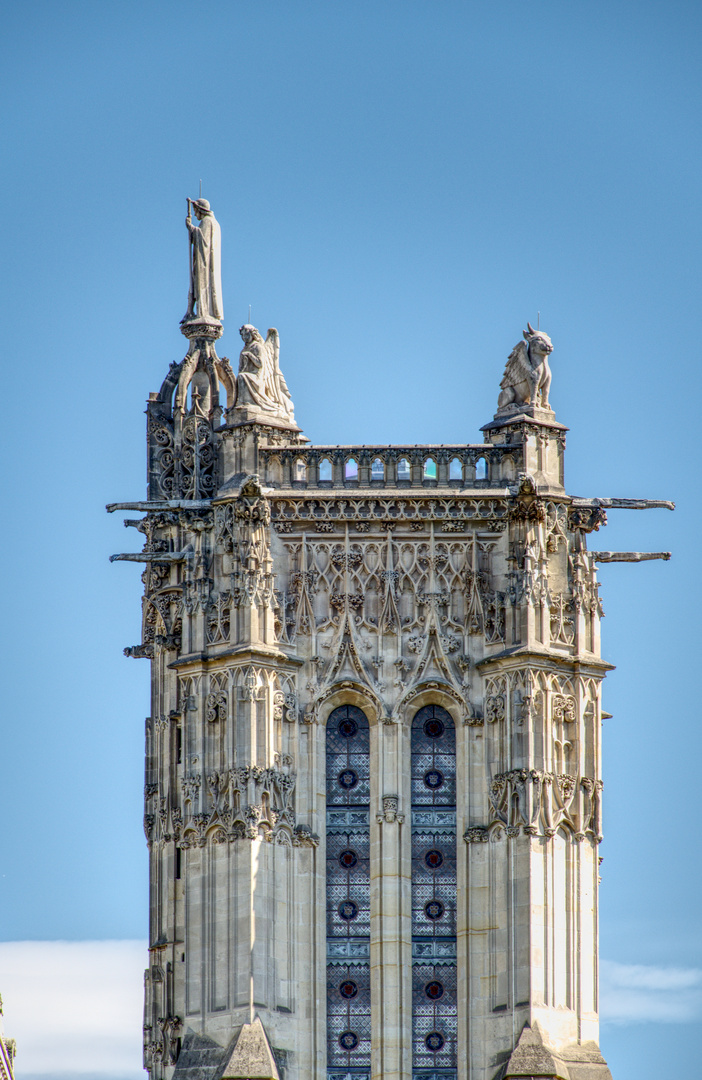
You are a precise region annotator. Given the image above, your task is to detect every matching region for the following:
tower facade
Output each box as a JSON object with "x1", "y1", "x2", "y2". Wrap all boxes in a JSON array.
[{"x1": 110, "y1": 204, "x2": 671, "y2": 1080}]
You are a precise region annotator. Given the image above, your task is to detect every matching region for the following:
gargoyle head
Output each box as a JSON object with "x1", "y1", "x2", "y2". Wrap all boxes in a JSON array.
[{"x1": 523, "y1": 322, "x2": 553, "y2": 357}]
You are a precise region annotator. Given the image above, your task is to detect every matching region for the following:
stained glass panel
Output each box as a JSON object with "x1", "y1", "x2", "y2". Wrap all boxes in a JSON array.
[
  {"x1": 327, "y1": 705, "x2": 371, "y2": 1080},
  {"x1": 327, "y1": 962, "x2": 371, "y2": 1074},
  {"x1": 411, "y1": 706, "x2": 457, "y2": 1080}
]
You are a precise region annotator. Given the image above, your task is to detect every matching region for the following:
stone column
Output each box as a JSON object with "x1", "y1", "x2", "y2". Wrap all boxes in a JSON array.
[{"x1": 371, "y1": 720, "x2": 411, "y2": 1080}]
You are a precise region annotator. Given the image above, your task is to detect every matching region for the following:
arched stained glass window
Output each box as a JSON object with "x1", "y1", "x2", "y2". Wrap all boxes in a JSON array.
[
  {"x1": 326, "y1": 705, "x2": 371, "y2": 1080},
  {"x1": 411, "y1": 705, "x2": 457, "y2": 1080}
]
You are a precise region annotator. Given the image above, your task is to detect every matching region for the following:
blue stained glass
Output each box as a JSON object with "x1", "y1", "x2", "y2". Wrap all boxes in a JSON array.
[
  {"x1": 327, "y1": 962, "x2": 371, "y2": 1070},
  {"x1": 411, "y1": 705, "x2": 456, "y2": 807},
  {"x1": 327, "y1": 706, "x2": 371, "y2": 1080},
  {"x1": 327, "y1": 706, "x2": 370, "y2": 806},
  {"x1": 411, "y1": 706, "x2": 457, "y2": 1080}
]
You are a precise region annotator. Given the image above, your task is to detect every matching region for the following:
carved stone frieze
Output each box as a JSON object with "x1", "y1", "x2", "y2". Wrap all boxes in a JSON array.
[
  {"x1": 468, "y1": 768, "x2": 603, "y2": 842},
  {"x1": 271, "y1": 496, "x2": 508, "y2": 525},
  {"x1": 176, "y1": 761, "x2": 298, "y2": 848}
]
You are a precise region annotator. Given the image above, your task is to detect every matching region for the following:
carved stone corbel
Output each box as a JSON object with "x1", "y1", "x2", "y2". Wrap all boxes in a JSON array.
[{"x1": 376, "y1": 796, "x2": 404, "y2": 824}]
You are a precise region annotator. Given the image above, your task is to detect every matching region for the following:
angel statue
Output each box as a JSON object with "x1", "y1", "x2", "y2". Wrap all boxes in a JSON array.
[
  {"x1": 497, "y1": 323, "x2": 554, "y2": 412},
  {"x1": 234, "y1": 324, "x2": 296, "y2": 423}
]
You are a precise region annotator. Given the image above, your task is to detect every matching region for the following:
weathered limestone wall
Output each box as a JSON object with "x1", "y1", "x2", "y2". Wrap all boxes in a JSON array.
[{"x1": 120, "y1": 373, "x2": 617, "y2": 1080}]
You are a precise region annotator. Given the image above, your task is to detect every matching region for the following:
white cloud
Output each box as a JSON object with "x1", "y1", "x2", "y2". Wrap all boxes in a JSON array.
[
  {"x1": 600, "y1": 959, "x2": 702, "y2": 1024},
  {"x1": 0, "y1": 940, "x2": 146, "y2": 1077}
]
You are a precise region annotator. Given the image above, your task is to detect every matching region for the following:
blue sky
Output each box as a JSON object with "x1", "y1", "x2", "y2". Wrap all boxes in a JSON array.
[{"x1": 0, "y1": 2, "x2": 700, "y2": 1077}]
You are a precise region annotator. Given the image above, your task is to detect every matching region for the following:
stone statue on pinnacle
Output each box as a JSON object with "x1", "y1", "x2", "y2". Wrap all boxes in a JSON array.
[{"x1": 182, "y1": 197, "x2": 223, "y2": 324}]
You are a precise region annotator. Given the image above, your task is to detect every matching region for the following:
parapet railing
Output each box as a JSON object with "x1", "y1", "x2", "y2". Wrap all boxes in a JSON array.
[{"x1": 258, "y1": 443, "x2": 522, "y2": 490}]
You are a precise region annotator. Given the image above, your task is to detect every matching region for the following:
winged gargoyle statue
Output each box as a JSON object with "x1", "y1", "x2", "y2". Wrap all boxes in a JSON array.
[{"x1": 497, "y1": 323, "x2": 554, "y2": 411}]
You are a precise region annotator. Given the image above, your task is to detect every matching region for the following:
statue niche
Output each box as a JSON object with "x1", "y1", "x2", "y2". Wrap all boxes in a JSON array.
[
  {"x1": 231, "y1": 324, "x2": 297, "y2": 427},
  {"x1": 497, "y1": 323, "x2": 554, "y2": 414}
]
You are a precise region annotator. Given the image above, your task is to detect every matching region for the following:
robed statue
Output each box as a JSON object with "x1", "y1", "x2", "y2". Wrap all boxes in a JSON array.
[{"x1": 183, "y1": 198, "x2": 223, "y2": 323}]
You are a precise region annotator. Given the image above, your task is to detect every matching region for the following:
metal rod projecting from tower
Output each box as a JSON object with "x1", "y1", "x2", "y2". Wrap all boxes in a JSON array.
[
  {"x1": 592, "y1": 551, "x2": 671, "y2": 562},
  {"x1": 571, "y1": 497, "x2": 675, "y2": 510}
]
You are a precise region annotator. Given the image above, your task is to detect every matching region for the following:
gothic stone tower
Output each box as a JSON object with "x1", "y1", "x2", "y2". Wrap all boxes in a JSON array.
[{"x1": 110, "y1": 204, "x2": 672, "y2": 1080}]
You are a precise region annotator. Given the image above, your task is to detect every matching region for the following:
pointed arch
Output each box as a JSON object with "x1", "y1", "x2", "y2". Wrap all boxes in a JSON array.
[
  {"x1": 397, "y1": 682, "x2": 465, "y2": 728},
  {"x1": 317, "y1": 684, "x2": 384, "y2": 730}
]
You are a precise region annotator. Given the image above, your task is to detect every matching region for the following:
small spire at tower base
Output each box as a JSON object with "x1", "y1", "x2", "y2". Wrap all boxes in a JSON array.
[{"x1": 221, "y1": 1018, "x2": 280, "y2": 1080}]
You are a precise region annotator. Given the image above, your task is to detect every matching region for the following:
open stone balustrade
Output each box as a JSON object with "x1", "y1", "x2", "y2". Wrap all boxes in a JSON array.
[{"x1": 257, "y1": 443, "x2": 521, "y2": 489}]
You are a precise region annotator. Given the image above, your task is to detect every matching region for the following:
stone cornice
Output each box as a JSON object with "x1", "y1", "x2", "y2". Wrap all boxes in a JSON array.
[
  {"x1": 481, "y1": 411, "x2": 569, "y2": 433},
  {"x1": 168, "y1": 644, "x2": 304, "y2": 671},
  {"x1": 476, "y1": 645, "x2": 615, "y2": 675}
]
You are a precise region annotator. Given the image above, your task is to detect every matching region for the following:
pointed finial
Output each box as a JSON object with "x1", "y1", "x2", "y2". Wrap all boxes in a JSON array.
[{"x1": 199, "y1": 178, "x2": 202, "y2": 198}]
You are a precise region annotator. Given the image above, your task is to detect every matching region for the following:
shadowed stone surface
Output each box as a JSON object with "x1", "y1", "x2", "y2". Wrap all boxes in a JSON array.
[{"x1": 172, "y1": 1032, "x2": 227, "y2": 1080}]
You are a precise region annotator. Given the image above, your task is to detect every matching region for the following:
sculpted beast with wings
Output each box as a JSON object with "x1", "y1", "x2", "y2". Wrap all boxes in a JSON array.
[
  {"x1": 497, "y1": 323, "x2": 554, "y2": 411},
  {"x1": 234, "y1": 324, "x2": 295, "y2": 422}
]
